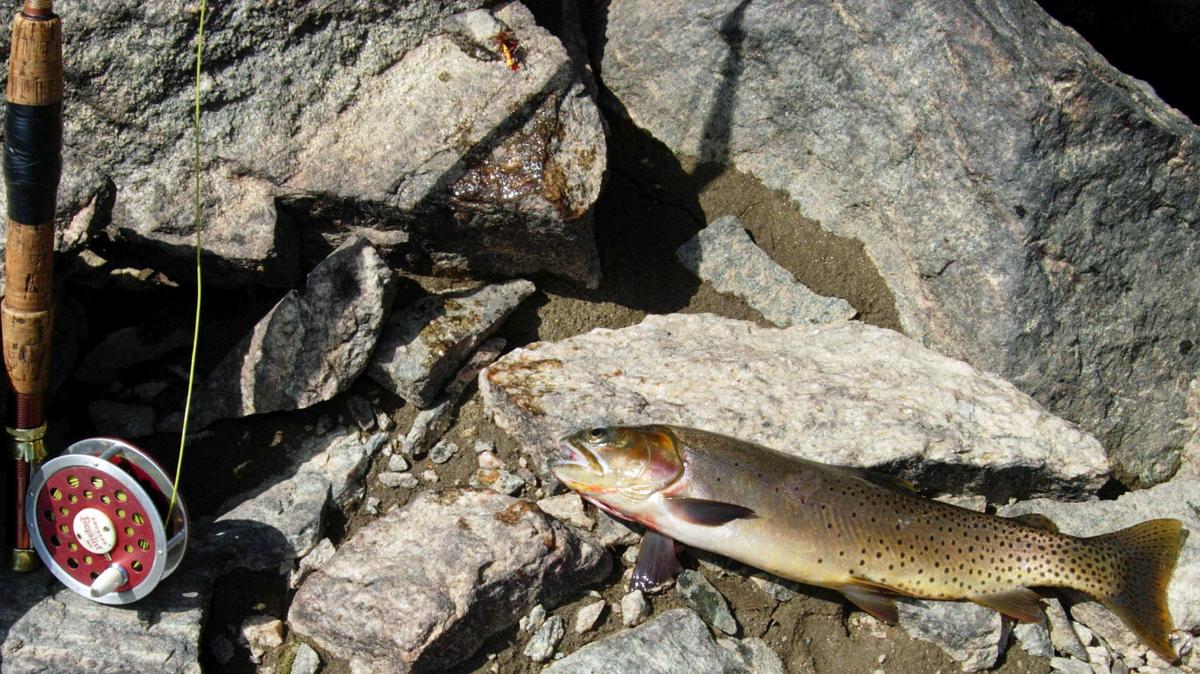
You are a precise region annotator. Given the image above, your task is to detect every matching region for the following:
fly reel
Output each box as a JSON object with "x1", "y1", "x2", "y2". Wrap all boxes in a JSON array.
[{"x1": 24, "y1": 437, "x2": 189, "y2": 604}]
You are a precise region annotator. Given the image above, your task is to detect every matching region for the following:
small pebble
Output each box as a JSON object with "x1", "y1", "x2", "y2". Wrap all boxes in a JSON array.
[
  {"x1": 430, "y1": 440, "x2": 459, "y2": 464},
  {"x1": 470, "y1": 468, "x2": 524, "y2": 495},
  {"x1": 521, "y1": 604, "x2": 547, "y2": 632},
  {"x1": 346, "y1": 396, "x2": 375, "y2": 431},
  {"x1": 574, "y1": 600, "x2": 606, "y2": 633},
  {"x1": 676, "y1": 569, "x2": 737, "y2": 635},
  {"x1": 240, "y1": 616, "x2": 285, "y2": 663},
  {"x1": 376, "y1": 411, "x2": 394, "y2": 432},
  {"x1": 621, "y1": 546, "x2": 639, "y2": 566},
  {"x1": 291, "y1": 643, "x2": 321, "y2": 674},
  {"x1": 474, "y1": 439, "x2": 496, "y2": 453},
  {"x1": 387, "y1": 454, "x2": 410, "y2": 472},
  {"x1": 364, "y1": 496, "x2": 381, "y2": 515},
  {"x1": 524, "y1": 615, "x2": 565, "y2": 663},
  {"x1": 421, "y1": 469, "x2": 439, "y2": 483},
  {"x1": 620, "y1": 590, "x2": 650, "y2": 627},
  {"x1": 477, "y1": 451, "x2": 504, "y2": 469},
  {"x1": 379, "y1": 472, "x2": 420, "y2": 489}
]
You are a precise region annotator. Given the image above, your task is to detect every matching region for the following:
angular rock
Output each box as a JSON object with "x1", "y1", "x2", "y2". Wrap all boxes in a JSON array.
[
  {"x1": 1014, "y1": 619, "x2": 1055, "y2": 659},
  {"x1": 620, "y1": 590, "x2": 651, "y2": 627},
  {"x1": 289, "y1": 538, "x2": 337, "y2": 590},
  {"x1": 397, "y1": 338, "x2": 508, "y2": 456},
  {"x1": 291, "y1": 643, "x2": 322, "y2": 674},
  {"x1": 380, "y1": 472, "x2": 421, "y2": 490},
  {"x1": 369, "y1": 280, "x2": 533, "y2": 407},
  {"x1": 288, "y1": 489, "x2": 610, "y2": 672},
  {"x1": 1045, "y1": 596, "x2": 1089, "y2": 661},
  {"x1": 522, "y1": 604, "x2": 548, "y2": 633},
  {"x1": 546, "y1": 608, "x2": 772, "y2": 673},
  {"x1": 481, "y1": 314, "x2": 1109, "y2": 501},
  {"x1": 1000, "y1": 479, "x2": 1200, "y2": 637},
  {"x1": 240, "y1": 616, "x2": 285, "y2": 663},
  {"x1": 537, "y1": 493, "x2": 595, "y2": 530},
  {"x1": 677, "y1": 215, "x2": 856, "y2": 326},
  {"x1": 429, "y1": 439, "x2": 459, "y2": 465},
  {"x1": 575, "y1": 600, "x2": 606, "y2": 633},
  {"x1": 525, "y1": 615, "x2": 565, "y2": 663},
  {"x1": 897, "y1": 600, "x2": 1009, "y2": 672},
  {"x1": 675, "y1": 570, "x2": 738, "y2": 636},
  {"x1": 192, "y1": 237, "x2": 396, "y2": 428},
  {"x1": 0, "y1": 563, "x2": 210, "y2": 673},
  {"x1": 602, "y1": 0, "x2": 1200, "y2": 486},
  {"x1": 470, "y1": 467, "x2": 525, "y2": 495},
  {"x1": 8, "y1": 2, "x2": 603, "y2": 289},
  {"x1": 203, "y1": 427, "x2": 386, "y2": 573}
]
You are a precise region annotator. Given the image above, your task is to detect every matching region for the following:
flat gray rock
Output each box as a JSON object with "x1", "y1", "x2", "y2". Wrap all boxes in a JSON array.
[
  {"x1": 481, "y1": 313, "x2": 1109, "y2": 501},
  {"x1": 203, "y1": 426, "x2": 387, "y2": 573},
  {"x1": 369, "y1": 280, "x2": 533, "y2": 407},
  {"x1": 545, "y1": 608, "x2": 778, "y2": 673},
  {"x1": 193, "y1": 237, "x2": 396, "y2": 428},
  {"x1": 898, "y1": 600, "x2": 1009, "y2": 672},
  {"x1": 1000, "y1": 478, "x2": 1200, "y2": 643},
  {"x1": 677, "y1": 215, "x2": 856, "y2": 326},
  {"x1": 0, "y1": 563, "x2": 210, "y2": 673},
  {"x1": 288, "y1": 489, "x2": 610, "y2": 673},
  {"x1": 601, "y1": 0, "x2": 1200, "y2": 486}
]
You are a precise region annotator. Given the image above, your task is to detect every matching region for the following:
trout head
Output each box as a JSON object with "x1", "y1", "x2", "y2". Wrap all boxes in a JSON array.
[{"x1": 551, "y1": 426, "x2": 684, "y2": 516}]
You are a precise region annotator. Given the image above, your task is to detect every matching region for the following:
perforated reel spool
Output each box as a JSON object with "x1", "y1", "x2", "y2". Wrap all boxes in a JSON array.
[{"x1": 24, "y1": 437, "x2": 189, "y2": 604}]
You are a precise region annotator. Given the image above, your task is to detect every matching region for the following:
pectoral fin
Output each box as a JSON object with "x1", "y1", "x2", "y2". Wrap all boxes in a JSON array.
[
  {"x1": 969, "y1": 588, "x2": 1044, "y2": 623},
  {"x1": 842, "y1": 582, "x2": 901, "y2": 623},
  {"x1": 664, "y1": 497, "x2": 756, "y2": 526},
  {"x1": 630, "y1": 531, "x2": 681, "y2": 592}
]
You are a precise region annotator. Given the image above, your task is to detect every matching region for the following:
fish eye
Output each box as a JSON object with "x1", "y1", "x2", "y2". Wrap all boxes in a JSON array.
[{"x1": 586, "y1": 427, "x2": 607, "y2": 442}]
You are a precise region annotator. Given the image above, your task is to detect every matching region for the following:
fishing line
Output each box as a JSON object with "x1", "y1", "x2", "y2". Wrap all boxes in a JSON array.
[{"x1": 168, "y1": 0, "x2": 207, "y2": 522}]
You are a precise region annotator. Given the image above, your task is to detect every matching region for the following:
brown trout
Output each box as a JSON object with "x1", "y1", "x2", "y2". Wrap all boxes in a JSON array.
[{"x1": 550, "y1": 425, "x2": 1185, "y2": 661}]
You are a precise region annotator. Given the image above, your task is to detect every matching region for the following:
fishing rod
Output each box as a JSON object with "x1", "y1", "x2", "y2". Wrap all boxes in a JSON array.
[{"x1": 3, "y1": 0, "x2": 194, "y2": 604}]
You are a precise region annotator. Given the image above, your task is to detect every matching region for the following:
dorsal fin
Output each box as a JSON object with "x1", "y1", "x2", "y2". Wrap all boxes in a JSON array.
[
  {"x1": 848, "y1": 467, "x2": 917, "y2": 494},
  {"x1": 1011, "y1": 513, "x2": 1059, "y2": 533}
]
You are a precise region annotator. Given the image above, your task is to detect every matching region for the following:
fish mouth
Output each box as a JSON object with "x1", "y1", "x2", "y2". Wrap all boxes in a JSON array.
[{"x1": 549, "y1": 437, "x2": 606, "y2": 492}]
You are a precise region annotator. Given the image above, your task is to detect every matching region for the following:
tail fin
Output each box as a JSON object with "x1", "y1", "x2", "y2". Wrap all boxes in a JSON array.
[{"x1": 1089, "y1": 519, "x2": 1185, "y2": 663}]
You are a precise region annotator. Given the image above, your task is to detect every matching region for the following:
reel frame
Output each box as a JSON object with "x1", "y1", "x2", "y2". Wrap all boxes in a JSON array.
[{"x1": 25, "y1": 438, "x2": 188, "y2": 604}]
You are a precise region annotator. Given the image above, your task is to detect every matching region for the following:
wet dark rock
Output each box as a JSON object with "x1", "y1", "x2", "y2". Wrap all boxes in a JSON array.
[
  {"x1": 601, "y1": 0, "x2": 1200, "y2": 486},
  {"x1": 287, "y1": 488, "x2": 610, "y2": 673},
  {"x1": 369, "y1": 281, "x2": 533, "y2": 408},
  {"x1": 191, "y1": 237, "x2": 396, "y2": 428},
  {"x1": 481, "y1": 314, "x2": 1109, "y2": 501}
]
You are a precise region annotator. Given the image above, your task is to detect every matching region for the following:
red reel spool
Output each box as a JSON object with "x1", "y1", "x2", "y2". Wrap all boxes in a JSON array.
[{"x1": 25, "y1": 438, "x2": 188, "y2": 604}]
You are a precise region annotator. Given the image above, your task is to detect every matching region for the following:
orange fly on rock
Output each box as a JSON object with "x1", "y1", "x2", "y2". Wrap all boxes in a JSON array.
[
  {"x1": 551, "y1": 425, "x2": 1187, "y2": 662},
  {"x1": 494, "y1": 29, "x2": 521, "y2": 71}
]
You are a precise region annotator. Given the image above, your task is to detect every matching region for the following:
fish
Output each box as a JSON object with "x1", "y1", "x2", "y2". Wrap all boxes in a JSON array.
[{"x1": 549, "y1": 424, "x2": 1186, "y2": 662}]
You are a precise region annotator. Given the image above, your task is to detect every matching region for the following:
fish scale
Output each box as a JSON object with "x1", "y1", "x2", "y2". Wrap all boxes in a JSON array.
[{"x1": 551, "y1": 424, "x2": 1185, "y2": 663}]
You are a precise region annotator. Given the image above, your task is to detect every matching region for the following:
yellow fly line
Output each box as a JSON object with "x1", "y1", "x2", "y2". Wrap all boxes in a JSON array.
[{"x1": 168, "y1": 0, "x2": 207, "y2": 522}]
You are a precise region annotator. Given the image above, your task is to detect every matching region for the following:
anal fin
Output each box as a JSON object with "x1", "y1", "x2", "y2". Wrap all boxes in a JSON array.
[
  {"x1": 842, "y1": 580, "x2": 903, "y2": 623},
  {"x1": 630, "y1": 530, "x2": 682, "y2": 592},
  {"x1": 969, "y1": 588, "x2": 1044, "y2": 623}
]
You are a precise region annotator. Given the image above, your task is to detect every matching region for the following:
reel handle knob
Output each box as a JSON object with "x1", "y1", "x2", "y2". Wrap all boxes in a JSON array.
[{"x1": 89, "y1": 564, "x2": 127, "y2": 598}]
